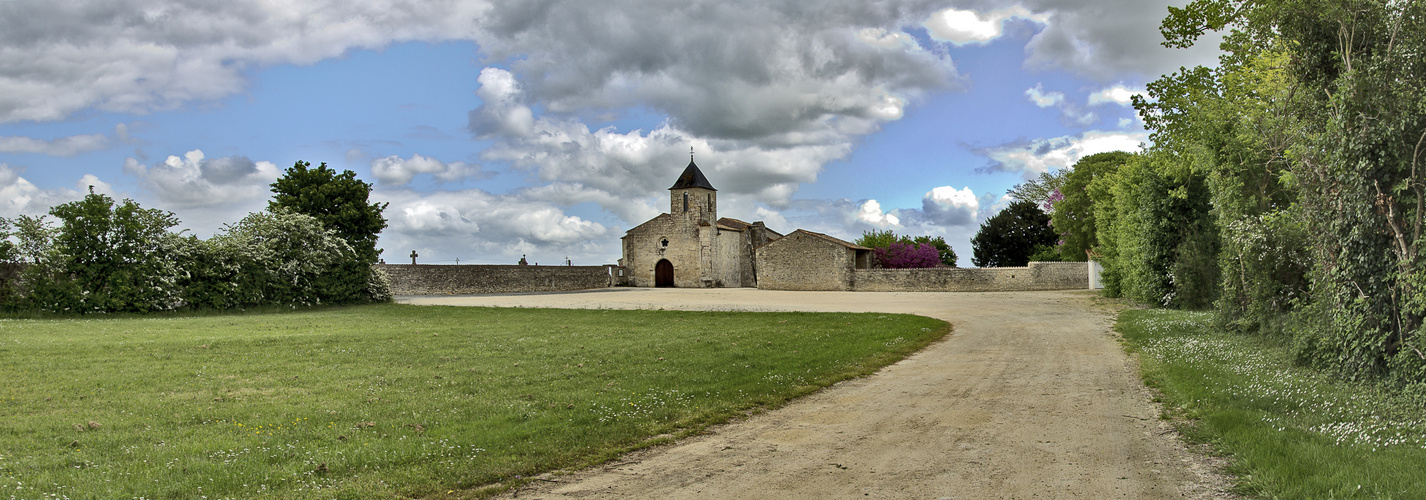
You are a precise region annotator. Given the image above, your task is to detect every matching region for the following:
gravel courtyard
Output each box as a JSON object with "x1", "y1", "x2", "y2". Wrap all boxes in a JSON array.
[{"x1": 401, "y1": 288, "x2": 1230, "y2": 499}]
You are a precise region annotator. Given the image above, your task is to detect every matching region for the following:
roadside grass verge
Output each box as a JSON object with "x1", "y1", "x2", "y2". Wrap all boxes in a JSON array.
[
  {"x1": 0, "y1": 303, "x2": 947, "y2": 499},
  {"x1": 1117, "y1": 308, "x2": 1426, "y2": 498}
]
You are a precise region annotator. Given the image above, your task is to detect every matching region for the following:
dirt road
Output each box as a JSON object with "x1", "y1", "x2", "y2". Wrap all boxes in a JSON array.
[{"x1": 401, "y1": 288, "x2": 1230, "y2": 499}]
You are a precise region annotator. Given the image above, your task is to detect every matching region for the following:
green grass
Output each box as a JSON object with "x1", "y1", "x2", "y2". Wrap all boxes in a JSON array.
[
  {"x1": 1117, "y1": 308, "x2": 1426, "y2": 499},
  {"x1": 0, "y1": 303, "x2": 947, "y2": 499}
]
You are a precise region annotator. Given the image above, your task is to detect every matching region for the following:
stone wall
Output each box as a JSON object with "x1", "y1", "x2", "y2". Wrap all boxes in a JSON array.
[
  {"x1": 850, "y1": 262, "x2": 1087, "y2": 292},
  {"x1": 755, "y1": 231, "x2": 856, "y2": 291},
  {"x1": 378, "y1": 264, "x2": 617, "y2": 295}
]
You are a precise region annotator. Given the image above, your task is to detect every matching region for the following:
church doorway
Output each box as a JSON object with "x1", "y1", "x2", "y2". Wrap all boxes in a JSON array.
[{"x1": 655, "y1": 259, "x2": 674, "y2": 287}]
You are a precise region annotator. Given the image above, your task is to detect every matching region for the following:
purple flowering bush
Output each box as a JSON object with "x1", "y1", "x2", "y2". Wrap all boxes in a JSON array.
[{"x1": 873, "y1": 241, "x2": 942, "y2": 269}]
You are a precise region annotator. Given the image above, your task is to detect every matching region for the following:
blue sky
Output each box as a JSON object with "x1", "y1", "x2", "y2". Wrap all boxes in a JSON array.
[{"x1": 0, "y1": 0, "x2": 1220, "y2": 266}]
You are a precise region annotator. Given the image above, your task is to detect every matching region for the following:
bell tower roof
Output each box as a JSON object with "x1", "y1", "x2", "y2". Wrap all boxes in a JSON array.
[{"x1": 670, "y1": 149, "x2": 716, "y2": 191}]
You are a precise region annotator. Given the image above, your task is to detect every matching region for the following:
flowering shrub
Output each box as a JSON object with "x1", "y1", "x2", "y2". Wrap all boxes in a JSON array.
[{"x1": 873, "y1": 242, "x2": 942, "y2": 269}]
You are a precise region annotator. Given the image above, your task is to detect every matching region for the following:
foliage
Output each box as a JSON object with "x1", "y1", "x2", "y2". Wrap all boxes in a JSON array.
[
  {"x1": 971, "y1": 200, "x2": 1056, "y2": 267},
  {"x1": 1007, "y1": 169, "x2": 1069, "y2": 206},
  {"x1": 1050, "y1": 152, "x2": 1134, "y2": 261},
  {"x1": 203, "y1": 209, "x2": 380, "y2": 308},
  {"x1": 269, "y1": 161, "x2": 388, "y2": 265},
  {"x1": 1119, "y1": 308, "x2": 1426, "y2": 497},
  {"x1": 873, "y1": 241, "x2": 942, "y2": 269},
  {"x1": 910, "y1": 235, "x2": 957, "y2": 267},
  {"x1": 1148, "y1": 0, "x2": 1426, "y2": 380},
  {"x1": 854, "y1": 229, "x2": 899, "y2": 249},
  {"x1": 23, "y1": 190, "x2": 185, "y2": 313},
  {"x1": 1094, "y1": 153, "x2": 1217, "y2": 308},
  {"x1": 855, "y1": 230, "x2": 957, "y2": 267},
  {"x1": 0, "y1": 304, "x2": 948, "y2": 499}
]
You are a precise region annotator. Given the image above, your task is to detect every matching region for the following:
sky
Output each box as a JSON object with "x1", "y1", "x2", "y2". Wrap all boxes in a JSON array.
[{"x1": 0, "y1": 0, "x2": 1222, "y2": 266}]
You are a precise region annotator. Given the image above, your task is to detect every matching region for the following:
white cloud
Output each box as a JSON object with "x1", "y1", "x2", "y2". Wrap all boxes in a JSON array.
[
  {"x1": 980, "y1": 130, "x2": 1146, "y2": 177},
  {"x1": 924, "y1": 6, "x2": 1048, "y2": 46},
  {"x1": 0, "y1": 0, "x2": 491, "y2": 124},
  {"x1": 1024, "y1": 83, "x2": 1064, "y2": 108},
  {"x1": 1014, "y1": 0, "x2": 1223, "y2": 80},
  {"x1": 856, "y1": 199, "x2": 901, "y2": 228},
  {"x1": 373, "y1": 188, "x2": 612, "y2": 265},
  {"x1": 122, "y1": 149, "x2": 280, "y2": 209},
  {"x1": 0, "y1": 133, "x2": 110, "y2": 156},
  {"x1": 370, "y1": 154, "x2": 484, "y2": 186},
  {"x1": 470, "y1": 68, "x2": 856, "y2": 210},
  {"x1": 1088, "y1": 84, "x2": 1145, "y2": 106},
  {"x1": 0, "y1": 163, "x2": 97, "y2": 218},
  {"x1": 921, "y1": 186, "x2": 979, "y2": 227}
]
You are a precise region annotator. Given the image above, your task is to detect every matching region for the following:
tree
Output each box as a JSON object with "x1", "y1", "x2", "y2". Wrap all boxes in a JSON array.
[
  {"x1": 971, "y1": 201, "x2": 1056, "y2": 267},
  {"x1": 855, "y1": 230, "x2": 957, "y2": 268},
  {"x1": 1007, "y1": 170, "x2": 1069, "y2": 206},
  {"x1": 911, "y1": 235, "x2": 957, "y2": 268},
  {"x1": 269, "y1": 161, "x2": 388, "y2": 264},
  {"x1": 1149, "y1": 0, "x2": 1426, "y2": 379},
  {"x1": 27, "y1": 190, "x2": 184, "y2": 313},
  {"x1": 1050, "y1": 152, "x2": 1134, "y2": 261}
]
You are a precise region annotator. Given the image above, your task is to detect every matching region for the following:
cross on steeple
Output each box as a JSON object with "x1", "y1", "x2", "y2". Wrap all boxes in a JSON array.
[
  {"x1": 409, "y1": 250, "x2": 419, "y2": 265},
  {"x1": 690, "y1": 146, "x2": 694, "y2": 162}
]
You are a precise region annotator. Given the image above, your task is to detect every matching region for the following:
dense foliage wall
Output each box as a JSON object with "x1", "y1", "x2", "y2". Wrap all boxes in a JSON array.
[
  {"x1": 1055, "y1": 0, "x2": 1426, "y2": 384},
  {"x1": 0, "y1": 163, "x2": 392, "y2": 314}
]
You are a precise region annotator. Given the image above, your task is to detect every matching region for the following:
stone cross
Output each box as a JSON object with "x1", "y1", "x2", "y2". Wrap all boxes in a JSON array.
[{"x1": 409, "y1": 250, "x2": 418, "y2": 265}]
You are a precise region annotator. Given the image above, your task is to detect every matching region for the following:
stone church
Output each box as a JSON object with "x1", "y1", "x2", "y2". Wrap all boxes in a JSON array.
[{"x1": 620, "y1": 155, "x2": 782, "y2": 287}]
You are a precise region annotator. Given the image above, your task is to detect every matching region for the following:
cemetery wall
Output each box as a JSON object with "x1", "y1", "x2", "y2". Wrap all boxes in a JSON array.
[
  {"x1": 850, "y1": 262, "x2": 1087, "y2": 292},
  {"x1": 378, "y1": 264, "x2": 620, "y2": 295}
]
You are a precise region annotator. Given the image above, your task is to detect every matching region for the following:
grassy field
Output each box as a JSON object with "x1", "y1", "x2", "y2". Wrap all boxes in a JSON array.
[
  {"x1": 0, "y1": 303, "x2": 947, "y2": 499},
  {"x1": 1117, "y1": 309, "x2": 1426, "y2": 498}
]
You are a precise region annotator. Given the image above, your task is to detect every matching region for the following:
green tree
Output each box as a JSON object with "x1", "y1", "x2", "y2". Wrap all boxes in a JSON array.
[
  {"x1": 1051, "y1": 152, "x2": 1134, "y2": 261},
  {"x1": 269, "y1": 161, "x2": 388, "y2": 264},
  {"x1": 854, "y1": 229, "x2": 899, "y2": 250},
  {"x1": 971, "y1": 201, "x2": 1056, "y2": 267},
  {"x1": 1152, "y1": 0, "x2": 1426, "y2": 379},
  {"x1": 27, "y1": 190, "x2": 184, "y2": 313}
]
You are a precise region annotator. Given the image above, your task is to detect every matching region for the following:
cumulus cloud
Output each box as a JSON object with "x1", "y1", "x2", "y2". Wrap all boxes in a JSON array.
[
  {"x1": 1024, "y1": 83, "x2": 1064, "y2": 108},
  {"x1": 0, "y1": 0, "x2": 490, "y2": 124},
  {"x1": 370, "y1": 154, "x2": 485, "y2": 186},
  {"x1": 373, "y1": 187, "x2": 612, "y2": 265},
  {"x1": 0, "y1": 163, "x2": 102, "y2": 217},
  {"x1": 475, "y1": 1, "x2": 959, "y2": 142},
  {"x1": 924, "y1": 6, "x2": 1048, "y2": 45},
  {"x1": 1088, "y1": 84, "x2": 1145, "y2": 106},
  {"x1": 1024, "y1": 83, "x2": 1097, "y2": 126},
  {"x1": 471, "y1": 67, "x2": 856, "y2": 211},
  {"x1": 1012, "y1": 0, "x2": 1223, "y2": 80},
  {"x1": 0, "y1": 133, "x2": 111, "y2": 156},
  {"x1": 921, "y1": 186, "x2": 979, "y2": 227},
  {"x1": 979, "y1": 130, "x2": 1146, "y2": 177},
  {"x1": 856, "y1": 199, "x2": 901, "y2": 228},
  {"x1": 122, "y1": 149, "x2": 280, "y2": 209}
]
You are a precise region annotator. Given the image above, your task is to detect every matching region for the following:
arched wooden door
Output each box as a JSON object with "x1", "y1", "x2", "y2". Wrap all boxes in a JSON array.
[{"x1": 655, "y1": 259, "x2": 674, "y2": 287}]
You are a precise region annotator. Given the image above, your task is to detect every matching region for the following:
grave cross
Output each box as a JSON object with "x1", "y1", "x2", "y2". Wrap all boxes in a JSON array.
[{"x1": 409, "y1": 250, "x2": 419, "y2": 265}]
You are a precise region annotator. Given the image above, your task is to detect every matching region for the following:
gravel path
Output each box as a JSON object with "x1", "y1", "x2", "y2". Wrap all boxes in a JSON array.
[{"x1": 400, "y1": 288, "x2": 1231, "y2": 499}]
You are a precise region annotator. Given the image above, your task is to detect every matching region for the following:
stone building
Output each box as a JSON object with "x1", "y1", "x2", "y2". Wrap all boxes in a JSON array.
[
  {"x1": 620, "y1": 157, "x2": 781, "y2": 287},
  {"x1": 755, "y1": 229, "x2": 871, "y2": 290}
]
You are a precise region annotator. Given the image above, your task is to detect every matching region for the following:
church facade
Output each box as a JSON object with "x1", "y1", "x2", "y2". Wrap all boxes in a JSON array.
[{"x1": 620, "y1": 158, "x2": 781, "y2": 287}]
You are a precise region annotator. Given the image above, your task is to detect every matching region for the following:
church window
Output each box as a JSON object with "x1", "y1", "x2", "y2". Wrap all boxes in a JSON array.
[
  {"x1": 683, "y1": 193, "x2": 689, "y2": 212},
  {"x1": 660, "y1": 238, "x2": 669, "y2": 248}
]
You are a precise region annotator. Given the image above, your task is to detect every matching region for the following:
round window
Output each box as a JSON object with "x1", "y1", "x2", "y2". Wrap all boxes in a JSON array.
[{"x1": 660, "y1": 238, "x2": 669, "y2": 248}]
